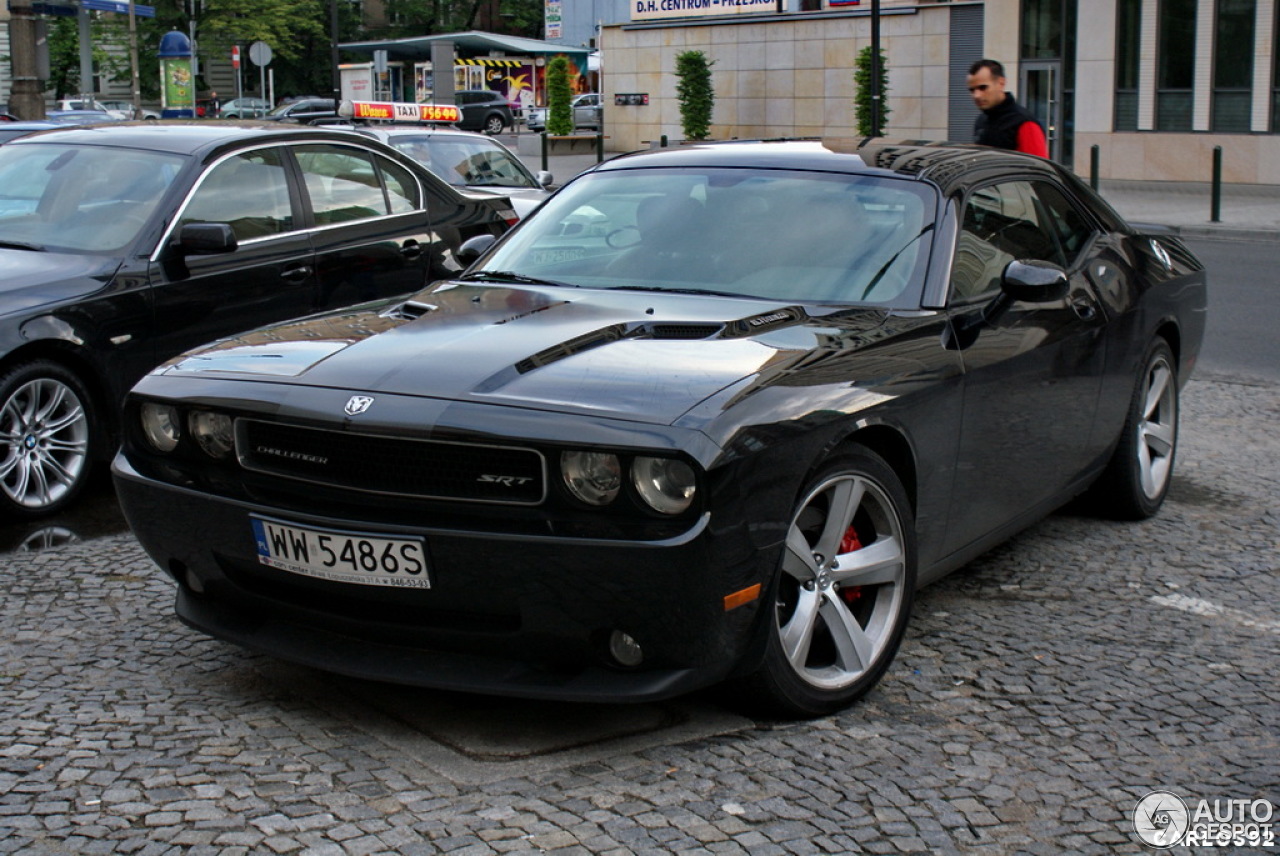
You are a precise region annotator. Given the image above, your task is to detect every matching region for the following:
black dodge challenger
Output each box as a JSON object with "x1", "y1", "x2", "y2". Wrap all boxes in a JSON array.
[{"x1": 113, "y1": 140, "x2": 1207, "y2": 717}]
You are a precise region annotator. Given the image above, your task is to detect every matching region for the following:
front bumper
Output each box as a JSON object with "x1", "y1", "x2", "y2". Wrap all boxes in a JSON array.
[{"x1": 113, "y1": 454, "x2": 776, "y2": 703}]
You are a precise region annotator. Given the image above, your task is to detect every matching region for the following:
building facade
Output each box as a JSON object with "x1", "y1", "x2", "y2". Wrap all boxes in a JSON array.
[{"x1": 557, "y1": 0, "x2": 1280, "y2": 183}]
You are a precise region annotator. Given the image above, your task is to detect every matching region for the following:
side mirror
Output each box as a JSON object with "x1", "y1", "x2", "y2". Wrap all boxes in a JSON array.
[
  {"x1": 457, "y1": 233, "x2": 498, "y2": 266},
  {"x1": 535, "y1": 170, "x2": 554, "y2": 189},
  {"x1": 1001, "y1": 258, "x2": 1069, "y2": 303},
  {"x1": 174, "y1": 222, "x2": 237, "y2": 255}
]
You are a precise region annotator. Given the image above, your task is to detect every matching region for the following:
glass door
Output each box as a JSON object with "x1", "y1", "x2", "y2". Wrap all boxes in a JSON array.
[{"x1": 1020, "y1": 62, "x2": 1061, "y2": 161}]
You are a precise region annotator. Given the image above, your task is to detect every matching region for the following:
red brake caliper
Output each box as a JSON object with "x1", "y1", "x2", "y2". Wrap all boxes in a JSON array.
[{"x1": 838, "y1": 525, "x2": 864, "y2": 604}]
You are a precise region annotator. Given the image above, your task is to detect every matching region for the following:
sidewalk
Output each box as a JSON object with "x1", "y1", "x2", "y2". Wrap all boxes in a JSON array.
[{"x1": 513, "y1": 141, "x2": 1280, "y2": 240}]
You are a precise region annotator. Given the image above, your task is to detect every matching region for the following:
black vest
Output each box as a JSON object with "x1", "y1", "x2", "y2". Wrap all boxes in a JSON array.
[{"x1": 973, "y1": 94, "x2": 1041, "y2": 150}]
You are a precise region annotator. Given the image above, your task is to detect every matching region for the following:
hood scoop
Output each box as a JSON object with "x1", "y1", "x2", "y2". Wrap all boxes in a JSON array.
[
  {"x1": 647, "y1": 323, "x2": 725, "y2": 340},
  {"x1": 514, "y1": 319, "x2": 728, "y2": 375},
  {"x1": 381, "y1": 299, "x2": 437, "y2": 321}
]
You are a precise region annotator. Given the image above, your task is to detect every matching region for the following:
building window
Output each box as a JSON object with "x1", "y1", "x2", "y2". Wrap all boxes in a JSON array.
[
  {"x1": 1115, "y1": 0, "x2": 1141, "y2": 130},
  {"x1": 1213, "y1": 0, "x2": 1255, "y2": 131},
  {"x1": 1156, "y1": 0, "x2": 1196, "y2": 130}
]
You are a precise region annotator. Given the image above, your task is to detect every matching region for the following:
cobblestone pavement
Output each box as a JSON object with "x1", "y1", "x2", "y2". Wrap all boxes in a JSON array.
[{"x1": 1, "y1": 373, "x2": 1276, "y2": 855}]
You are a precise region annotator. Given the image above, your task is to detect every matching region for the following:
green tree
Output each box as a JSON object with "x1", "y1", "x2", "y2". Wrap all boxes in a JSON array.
[
  {"x1": 545, "y1": 55, "x2": 573, "y2": 135},
  {"x1": 675, "y1": 50, "x2": 714, "y2": 141},
  {"x1": 854, "y1": 45, "x2": 890, "y2": 137},
  {"x1": 378, "y1": 0, "x2": 544, "y2": 40},
  {"x1": 47, "y1": 16, "x2": 130, "y2": 99}
]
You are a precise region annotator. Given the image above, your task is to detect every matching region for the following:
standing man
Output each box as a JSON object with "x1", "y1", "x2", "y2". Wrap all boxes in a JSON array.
[{"x1": 967, "y1": 59, "x2": 1049, "y2": 158}]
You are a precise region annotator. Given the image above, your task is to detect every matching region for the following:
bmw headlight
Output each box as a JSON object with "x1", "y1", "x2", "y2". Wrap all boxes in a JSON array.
[
  {"x1": 561, "y1": 451, "x2": 621, "y2": 505},
  {"x1": 631, "y1": 456, "x2": 697, "y2": 515},
  {"x1": 189, "y1": 410, "x2": 235, "y2": 459},
  {"x1": 140, "y1": 402, "x2": 181, "y2": 453}
]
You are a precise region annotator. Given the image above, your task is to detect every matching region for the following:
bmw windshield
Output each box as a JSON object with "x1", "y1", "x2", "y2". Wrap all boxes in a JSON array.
[
  {"x1": 0, "y1": 143, "x2": 184, "y2": 253},
  {"x1": 477, "y1": 167, "x2": 937, "y2": 305}
]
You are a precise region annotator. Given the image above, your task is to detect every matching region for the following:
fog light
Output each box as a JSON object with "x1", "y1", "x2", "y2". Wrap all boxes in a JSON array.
[{"x1": 608, "y1": 630, "x2": 644, "y2": 667}]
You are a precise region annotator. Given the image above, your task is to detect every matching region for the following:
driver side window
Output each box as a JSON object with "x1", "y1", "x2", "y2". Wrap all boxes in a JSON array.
[{"x1": 950, "y1": 181, "x2": 1065, "y2": 303}]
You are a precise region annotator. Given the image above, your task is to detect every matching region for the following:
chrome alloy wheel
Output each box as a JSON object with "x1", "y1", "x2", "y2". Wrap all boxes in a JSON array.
[
  {"x1": 776, "y1": 470, "x2": 909, "y2": 691},
  {"x1": 0, "y1": 376, "x2": 90, "y2": 511},
  {"x1": 1136, "y1": 352, "x2": 1177, "y2": 500}
]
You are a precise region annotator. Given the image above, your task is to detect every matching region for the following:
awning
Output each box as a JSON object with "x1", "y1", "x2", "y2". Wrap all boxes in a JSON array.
[{"x1": 340, "y1": 31, "x2": 592, "y2": 63}]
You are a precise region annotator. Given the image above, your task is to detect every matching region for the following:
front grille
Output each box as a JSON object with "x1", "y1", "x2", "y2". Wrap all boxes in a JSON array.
[{"x1": 237, "y1": 420, "x2": 546, "y2": 504}]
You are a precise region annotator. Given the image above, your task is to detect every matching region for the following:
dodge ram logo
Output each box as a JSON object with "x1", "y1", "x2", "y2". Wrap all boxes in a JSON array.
[{"x1": 344, "y1": 395, "x2": 375, "y2": 416}]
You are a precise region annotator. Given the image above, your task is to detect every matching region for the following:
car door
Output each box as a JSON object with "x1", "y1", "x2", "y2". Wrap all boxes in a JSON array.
[
  {"x1": 147, "y1": 145, "x2": 318, "y2": 362},
  {"x1": 292, "y1": 142, "x2": 432, "y2": 307},
  {"x1": 942, "y1": 178, "x2": 1108, "y2": 554}
]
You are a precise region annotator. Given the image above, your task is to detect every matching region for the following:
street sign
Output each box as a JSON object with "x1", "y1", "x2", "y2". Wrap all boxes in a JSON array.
[
  {"x1": 231, "y1": 45, "x2": 240, "y2": 70},
  {"x1": 248, "y1": 40, "x2": 272, "y2": 67}
]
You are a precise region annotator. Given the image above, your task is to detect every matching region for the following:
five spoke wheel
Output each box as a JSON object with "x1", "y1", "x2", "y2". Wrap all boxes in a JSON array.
[{"x1": 749, "y1": 447, "x2": 916, "y2": 717}]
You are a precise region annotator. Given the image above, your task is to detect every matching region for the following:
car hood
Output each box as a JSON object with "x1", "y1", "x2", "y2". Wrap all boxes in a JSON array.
[
  {"x1": 162, "y1": 281, "x2": 889, "y2": 425},
  {"x1": 0, "y1": 249, "x2": 119, "y2": 310}
]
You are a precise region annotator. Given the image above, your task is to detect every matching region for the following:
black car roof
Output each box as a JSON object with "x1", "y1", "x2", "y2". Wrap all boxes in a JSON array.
[
  {"x1": 596, "y1": 138, "x2": 1059, "y2": 185},
  {"x1": 3, "y1": 121, "x2": 373, "y2": 157}
]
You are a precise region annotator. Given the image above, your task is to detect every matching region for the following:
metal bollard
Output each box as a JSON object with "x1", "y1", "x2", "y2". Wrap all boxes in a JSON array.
[
  {"x1": 1090, "y1": 145, "x2": 1100, "y2": 193},
  {"x1": 597, "y1": 132, "x2": 604, "y2": 163},
  {"x1": 661, "y1": 135, "x2": 668, "y2": 148},
  {"x1": 1211, "y1": 146, "x2": 1222, "y2": 223},
  {"x1": 541, "y1": 133, "x2": 549, "y2": 174}
]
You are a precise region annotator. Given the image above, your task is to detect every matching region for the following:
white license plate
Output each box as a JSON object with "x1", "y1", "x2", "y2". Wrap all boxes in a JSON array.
[{"x1": 250, "y1": 517, "x2": 430, "y2": 589}]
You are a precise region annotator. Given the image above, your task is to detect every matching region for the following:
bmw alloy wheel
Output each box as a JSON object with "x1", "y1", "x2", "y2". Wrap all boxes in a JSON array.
[{"x1": 0, "y1": 363, "x2": 93, "y2": 515}]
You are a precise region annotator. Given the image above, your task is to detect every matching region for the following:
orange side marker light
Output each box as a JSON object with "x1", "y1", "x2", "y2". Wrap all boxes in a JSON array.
[{"x1": 723, "y1": 583, "x2": 762, "y2": 612}]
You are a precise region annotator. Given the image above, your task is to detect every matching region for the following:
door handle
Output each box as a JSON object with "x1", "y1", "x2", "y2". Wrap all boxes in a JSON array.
[
  {"x1": 281, "y1": 264, "x2": 313, "y2": 283},
  {"x1": 400, "y1": 240, "x2": 423, "y2": 259},
  {"x1": 1071, "y1": 295, "x2": 1098, "y2": 320}
]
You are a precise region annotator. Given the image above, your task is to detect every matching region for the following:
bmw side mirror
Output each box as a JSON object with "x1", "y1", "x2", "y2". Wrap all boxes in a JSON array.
[
  {"x1": 174, "y1": 222, "x2": 238, "y2": 255},
  {"x1": 1001, "y1": 259, "x2": 1069, "y2": 303},
  {"x1": 535, "y1": 170, "x2": 554, "y2": 189},
  {"x1": 458, "y1": 233, "x2": 498, "y2": 265}
]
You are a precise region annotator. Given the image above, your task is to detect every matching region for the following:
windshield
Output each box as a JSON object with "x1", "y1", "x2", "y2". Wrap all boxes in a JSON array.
[
  {"x1": 479, "y1": 167, "x2": 936, "y2": 304},
  {"x1": 390, "y1": 135, "x2": 537, "y2": 189},
  {"x1": 0, "y1": 143, "x2": 185, "y2": 253}
]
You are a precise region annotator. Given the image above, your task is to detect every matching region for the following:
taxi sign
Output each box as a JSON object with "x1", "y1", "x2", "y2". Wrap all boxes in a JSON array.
[{"x1": 339, "y1": 99, "x2": 462, "y2": 124}]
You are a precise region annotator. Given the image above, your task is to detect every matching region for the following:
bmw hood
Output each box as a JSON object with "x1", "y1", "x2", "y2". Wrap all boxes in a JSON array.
[{"x1": 161, "y1": 281, "x2": 887, "y2": 425}]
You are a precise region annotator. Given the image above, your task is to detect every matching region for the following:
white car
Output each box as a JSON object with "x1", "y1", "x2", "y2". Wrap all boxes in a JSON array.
[
  {"x1": 54, "y1": 98, "x2": 129, "y2": 120},
  {"x1": 99, "y1": 100, "x2": 161, "y2": 120}
]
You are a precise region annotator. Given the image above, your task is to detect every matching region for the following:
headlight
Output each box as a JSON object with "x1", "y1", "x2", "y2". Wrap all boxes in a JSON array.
[
  {"x1": 631, "y1": 456, "x2": 697, "y2": 514},
  {"x1": 188, "y1": 410, "x2": 234, "y2": 458},
  {"x1": 561, "y1": 451, "x2": 621, "y2": 505},
  {"x1": 140, "y1": 403, "x2": 181, "y2": 453}
]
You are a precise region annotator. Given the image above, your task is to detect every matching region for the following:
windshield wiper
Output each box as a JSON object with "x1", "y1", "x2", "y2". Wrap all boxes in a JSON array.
[
  {"x1": 611, "y1": 284, "x2": 745, "y2": 298},
  {"x1": 461, "y1": 270, "x2": 574, "y2": 287},
  {"x1": 0, "y1": 239, "x2": 47, "y2": 252}
]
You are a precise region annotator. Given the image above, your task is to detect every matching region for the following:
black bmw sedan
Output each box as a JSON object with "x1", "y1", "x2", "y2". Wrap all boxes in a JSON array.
[
  {"x1": 113, "y1": 140, "x2": 1207, "y2": 717},
  {"x1": 0, "y1": 122, "x2": 513, "y2": 517}
]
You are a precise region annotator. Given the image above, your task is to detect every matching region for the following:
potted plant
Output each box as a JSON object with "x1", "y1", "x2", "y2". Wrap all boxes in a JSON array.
[
  {"x1": 854, "y1": 46, "x2": 890, "y2": 137},
  {"x1": 676, "y1": 50, "x2": 715, "y2": 142}
]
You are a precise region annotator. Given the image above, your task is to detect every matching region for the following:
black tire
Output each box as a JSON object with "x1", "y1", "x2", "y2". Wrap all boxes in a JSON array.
[
  {"x1": 483, "y1": 114, "x2": 506, "y2": 136},
  {"x1": 1090, "y1": 338, "x2": 1179, "y2": 520},
  {"x1": 0, "y1": 360, "x2": 98, "y2": 518},
  {"x1": 743, "y1": 447, "x2": 917, "y2": 718}
]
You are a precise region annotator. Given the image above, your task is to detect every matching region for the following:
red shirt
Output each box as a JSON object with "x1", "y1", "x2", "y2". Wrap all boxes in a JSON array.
[{"x1": 1017, "y1": 121, "x2": 1049, "y2": 158}]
